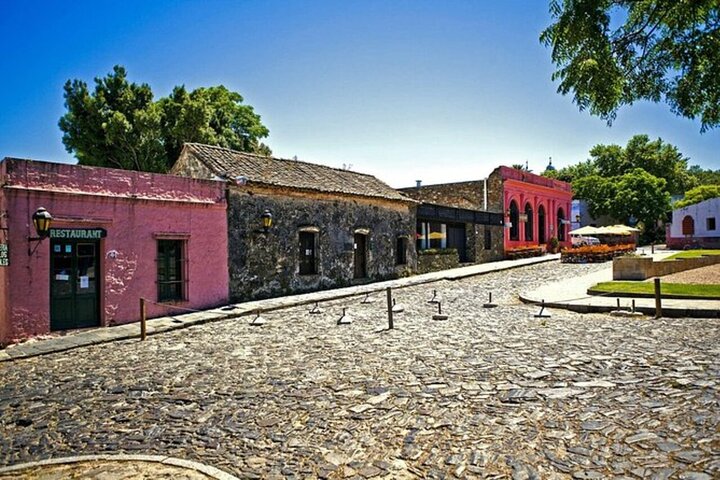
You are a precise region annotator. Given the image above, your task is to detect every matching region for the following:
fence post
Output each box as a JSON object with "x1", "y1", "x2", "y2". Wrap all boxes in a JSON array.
[
  {"x1": 140, "y1": 297, "x2": 147, "y2": 341},
  {"x1": 386, "y1": 287, "x2": 394, "y2": 330},
  {"x1": 654, "y1": 278, "x2": 662, "y2": 319}
]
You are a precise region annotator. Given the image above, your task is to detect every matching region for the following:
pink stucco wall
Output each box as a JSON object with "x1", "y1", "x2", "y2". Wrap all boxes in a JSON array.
[
  {"x1": 499, "y1": 167, "x2": 573, "y2": 250},
  {"x1": 0, "y1": 158, "x2": 229, "y2": 345}
]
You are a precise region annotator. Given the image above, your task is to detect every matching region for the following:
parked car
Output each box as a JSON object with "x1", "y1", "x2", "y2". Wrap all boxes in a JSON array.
[{"x1": 571, "y1": 235, "x2": 600, "y2": 246}]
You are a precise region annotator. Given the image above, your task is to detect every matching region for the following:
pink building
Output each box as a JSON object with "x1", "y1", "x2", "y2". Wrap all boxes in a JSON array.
[
  {"x1": 495, "y1": 167, "x2": 573, "y2": 250},
  {"x1": 0, "y1": 158, "x2": 229, "y2": 345}
]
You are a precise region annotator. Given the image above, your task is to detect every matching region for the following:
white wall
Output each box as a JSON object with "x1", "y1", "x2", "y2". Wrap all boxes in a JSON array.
[{"x1": 669, "y1": 197, "x2": 720, "y2": 238}]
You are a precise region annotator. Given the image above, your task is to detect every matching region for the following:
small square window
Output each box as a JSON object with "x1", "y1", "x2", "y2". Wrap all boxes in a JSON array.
[{"x1": 707, "y1": 217, "x2": 716, "y2": 231}]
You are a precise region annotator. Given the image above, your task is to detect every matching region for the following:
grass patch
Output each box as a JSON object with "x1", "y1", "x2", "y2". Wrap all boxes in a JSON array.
[
  {"x1": 591, "y1": 281, "x2": 720, "y2": 299},
  {"x1": 664, "y1": 249, "x2": 720, "y2": 260}
]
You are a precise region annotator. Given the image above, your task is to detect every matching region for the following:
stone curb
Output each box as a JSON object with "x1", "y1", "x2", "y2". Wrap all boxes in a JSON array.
[
  {"x1": 0, "y1": 454, "x2": 239, "y2": 480},
  {"x1": 518, "y1": 293, "x2": 720, "y2": 319},
  {"x1": 0, "y1": 254, "x2": 559, "y2": 362}
]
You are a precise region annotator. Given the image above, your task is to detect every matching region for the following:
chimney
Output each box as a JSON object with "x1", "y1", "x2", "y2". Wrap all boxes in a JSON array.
[{"x1": 416, "y1": 180, "x2": 422, "y2": 188}]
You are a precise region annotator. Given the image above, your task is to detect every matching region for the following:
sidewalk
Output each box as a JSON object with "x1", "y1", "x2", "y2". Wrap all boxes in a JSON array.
[
  {"x1": 520, "y1": 251, "x2": 720, "y2": 318},
  {"x1": 0, "y1": 254, "x2": 559, "y2": 362}
]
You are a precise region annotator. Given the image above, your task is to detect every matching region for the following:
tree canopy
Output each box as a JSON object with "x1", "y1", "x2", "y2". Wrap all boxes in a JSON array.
[
  {"x1": 674, "y1": 184, "x2": 720, "y2": 208},
  {"x1": 59, "y1": 65, "x2": 271, "y2": 173},
  {"x1": 541, "y1": 1, "x2": 720, "y2": 131}
]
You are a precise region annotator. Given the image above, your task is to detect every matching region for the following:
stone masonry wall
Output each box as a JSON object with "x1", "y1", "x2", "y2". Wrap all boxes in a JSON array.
[
  {"x1": 471, "y1": 224, "x2": 504, "y2": 263},
  {"x1": 228, "y1": 187, "x2": 416, "y2": 301},
  {"x1": 399, "y1": 181, "x2": 486, "y2": 210}
]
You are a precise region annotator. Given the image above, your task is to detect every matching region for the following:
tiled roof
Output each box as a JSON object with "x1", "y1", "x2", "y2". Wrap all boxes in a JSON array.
[{"x1": 180, "y1": 143, "x2": 414, "y2": 203}]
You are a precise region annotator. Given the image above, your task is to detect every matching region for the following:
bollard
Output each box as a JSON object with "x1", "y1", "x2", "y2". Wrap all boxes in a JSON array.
[
  {"x1": 483, "y1": 291, "x2": 498, "y2": 308},
  {"x1": 651, "y1": 243, "x2": 655, "y2": 254},
  {"x1": 654, "y1": 278, "x2": 662, "y2": 319},
  {"x1": 428, "y1": 289, "x2": 439, "y2": 304},
  {"x1": 534, "y1": 299, "x2": 551, "y2": 318},
  {"x1": 337, "y1": 307, "x2": 352, "y2": 325},
  {"x1": 616, "y1": 298, "x2": 621, "y2": 309},
  {"x1": 309, "y1": 302, "x2": 324, "y2": 314},
  {"x1": 386, "y1": 287, "x2": 394, "y2": 329},
  {"x1": 360, "y1": 293, "x2": 374, "y2": 304},
  {"x1": 250, "y1": 310, "x2": 266, "y2": 326},
  {"x1": 391, "y1": 298, "x2": 405, "y2": 313},
  {"x1": 140, "y1": 297, "x2": 147, "y2": 341},
  {"x1": 632, "y1": 299, "x2": 636, "y2": 313},
  {"x1": 432, "y1": 301, "x2": 449, "y2": 321}
]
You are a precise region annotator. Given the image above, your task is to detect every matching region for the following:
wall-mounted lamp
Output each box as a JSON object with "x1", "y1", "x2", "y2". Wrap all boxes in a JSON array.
[
  {"x1": 261, "y1": 209, "x2": 273, "y2": 233},
  {"x1": 575, "y1": 214, "x2": 581, "y2": 223},
  {"x1": 28, "y1": 207, "x2": 52, "y2": 255}
]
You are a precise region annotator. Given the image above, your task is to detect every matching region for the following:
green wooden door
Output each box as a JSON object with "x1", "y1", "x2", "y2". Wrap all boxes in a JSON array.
[{"x1": 50, "y1": 240, "x2": 100, "y2": 331}]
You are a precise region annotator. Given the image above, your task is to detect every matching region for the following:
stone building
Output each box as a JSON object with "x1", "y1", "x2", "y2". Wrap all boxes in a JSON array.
[
  {"x1": 400, "y1": 166, "x2": 573, "y2": 258},
  {"x1": 171, "y1": 143, "x2": 417, "y2": 301},
  {"x1": 0, "y1": 158, "x2": 228, "y2": 345}
]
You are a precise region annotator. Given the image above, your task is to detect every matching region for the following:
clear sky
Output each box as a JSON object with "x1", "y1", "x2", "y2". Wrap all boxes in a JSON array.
[{"x1": 1, "y1": 0, "x2": 718, "y2": 187}]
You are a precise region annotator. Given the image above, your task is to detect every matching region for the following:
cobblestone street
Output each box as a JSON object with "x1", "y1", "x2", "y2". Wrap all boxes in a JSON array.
[{"x1": 1, "y1": 262, "x2": 718, "y2": 479}]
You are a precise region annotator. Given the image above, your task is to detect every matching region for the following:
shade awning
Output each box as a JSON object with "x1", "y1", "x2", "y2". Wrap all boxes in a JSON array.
[{"x1": 569, "y1": 226, "x2": 600, "y2": 235}]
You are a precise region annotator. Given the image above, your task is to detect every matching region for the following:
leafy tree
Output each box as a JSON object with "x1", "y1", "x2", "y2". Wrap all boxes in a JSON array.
[
  {"x1": 687, "y1": 165, "x2": 720, "y2": 186},
  {"x1": 543, "y1": 159, "x2": 598, "y2": 183},
  {"x1": 589, "y1": 135, "x2": 692, "y2": 195},
  {"x1": 158, "y1": 85, "x2": 271, "y2": 162},
  {"x1": 674, "y1": 184, "x2": 720, "y2": 208},
  {"x1": 59, "y1": 65, "x2": 167, "y2": 172},
  {"x1": 59, "y1": 66, "x2": 271, "y2": 172},
  {"x1": 541, "y1": 1, "x2": 720, "y2": 131},
  {"x1": 574, "y1": 169, "x2": 670, "y2": 241}
]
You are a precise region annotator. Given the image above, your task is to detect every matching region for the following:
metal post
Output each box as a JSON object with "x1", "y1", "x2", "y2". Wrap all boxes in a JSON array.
[
  {"x1": 386, "y1": 287, "x2": 394, "y2": 329},
  {"x1": 616, "y1": 298, "x2": 620, "y2": 309},
  {"x1": 651, "y1": 243, "x2": 655, "y2": 254},
  {"x1": 140, "y1": 297, "x2": 147, "y2": 341},
  {"x1": 654, "y1": 278, "x2": 662, "y2": 319},
  {"x1": 632, "y1": 299, "x2": 636, "y2": 313}
]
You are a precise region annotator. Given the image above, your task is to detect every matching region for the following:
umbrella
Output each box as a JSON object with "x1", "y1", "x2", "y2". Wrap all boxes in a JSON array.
[{"x1": 569, "y1": 226, "x2": 600, "y2": 235}]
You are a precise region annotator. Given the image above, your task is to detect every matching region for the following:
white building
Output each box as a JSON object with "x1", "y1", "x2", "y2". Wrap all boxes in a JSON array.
[{"x1": 667, "y1": 197, "x2": 720, "y2": 249}]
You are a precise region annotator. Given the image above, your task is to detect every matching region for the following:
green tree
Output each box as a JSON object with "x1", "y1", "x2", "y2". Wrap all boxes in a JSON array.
[
  {"x1": 674, "y1": 184, "x2": 720, "y2": 208},
  {"x1": 589, "y1": 135, "x2": 692, "y2": 195},
  {"x1": 543, "y1": 159, "x2": 598, "y2": 182},
  {"x1": 158, "y1": 85, "x2": 271, "y2": 162},
  {"x1": 58, "y1": 65, "x2": 167, "y2": 172},
  {"x1": 59, "y1": 66, "x2": 271, "y2": 172},
  {"x1": 687, "y1": 165, "x2": 720, "y2": 186},
  {"x1": 541, "y1": 1, "x2": 720, "y2": 131}
]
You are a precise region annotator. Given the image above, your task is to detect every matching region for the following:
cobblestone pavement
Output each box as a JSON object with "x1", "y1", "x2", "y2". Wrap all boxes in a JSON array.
[{"x1": 1, "y1": 262, "x2": 718, "y2": 479}]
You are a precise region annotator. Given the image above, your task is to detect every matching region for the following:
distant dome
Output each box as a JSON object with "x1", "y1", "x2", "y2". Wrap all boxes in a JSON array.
[{"x1": 545, "y1": 158, "x2": 556, "y2": 171}]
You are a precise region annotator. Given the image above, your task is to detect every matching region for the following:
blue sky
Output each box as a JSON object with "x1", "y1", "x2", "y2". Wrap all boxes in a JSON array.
[{"x1": 1, "y1": 0, "x2": 718, "y2": 187}]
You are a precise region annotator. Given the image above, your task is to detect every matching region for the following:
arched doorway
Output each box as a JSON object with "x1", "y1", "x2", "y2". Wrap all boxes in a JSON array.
[
  {"x1": 682, "y1": 215, "x2": 695, "y2": 235},
  {"x1": 509, "y1": 200, "x2": 519, "y2": 241},
  {"x1": 524, "y1": 203, "x2": 533, "y2": 241},
  {"x1": 538, "y1": 205, "x2": 546, "y2": 244},
  {"x1": 557, "y1": 207, "x2": 566, "y2": 241}
]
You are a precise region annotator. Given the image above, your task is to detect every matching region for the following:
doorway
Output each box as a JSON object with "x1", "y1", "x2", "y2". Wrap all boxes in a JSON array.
[
  {"x1": 538, "y1": 205, "x2": 546, "y2": 244},
  {"x1": 353, "y1": 233, "x2": 367, "y2": 279},
  {"x1": 50, "y1": 239, "x2": 101, "y2": 331},
  {"x1": 447, "y1": 224, "x2": 468, "y2": 262}
]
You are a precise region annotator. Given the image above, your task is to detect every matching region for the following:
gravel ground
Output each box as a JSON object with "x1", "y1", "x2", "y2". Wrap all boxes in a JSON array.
[
  {"x1": 655, "y1": 264, "x2": 720, "y2": 285},
  {"x1": 1, "y1": 261, "x2": 718, "y2": 479}
]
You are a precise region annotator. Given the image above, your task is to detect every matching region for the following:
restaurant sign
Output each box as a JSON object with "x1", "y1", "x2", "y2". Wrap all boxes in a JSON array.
[
  {"x1": 0, "y1": 243, "x2": 8, "y2": 267},
  {"x1": 49, "y1": 228, "x2": 107, "y2": 240}
]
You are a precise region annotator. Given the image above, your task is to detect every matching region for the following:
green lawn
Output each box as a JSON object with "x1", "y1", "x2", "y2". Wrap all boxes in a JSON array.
[
  {"x1": 591, "y1": 281, "x2": 720, "y2": 299},
  {"x1": 664, "y1": 249, "x2": 720, "y2": 260}
]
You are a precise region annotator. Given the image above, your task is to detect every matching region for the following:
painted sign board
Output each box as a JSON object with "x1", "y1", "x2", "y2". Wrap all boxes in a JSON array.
[{"x1": 49, "y1": 228, "x2": 107, "y2": 240}]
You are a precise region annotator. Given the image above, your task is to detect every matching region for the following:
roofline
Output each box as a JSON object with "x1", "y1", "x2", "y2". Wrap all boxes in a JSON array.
[{"x1": 182, "y1": 142, "x2": 380, "y2": 180}]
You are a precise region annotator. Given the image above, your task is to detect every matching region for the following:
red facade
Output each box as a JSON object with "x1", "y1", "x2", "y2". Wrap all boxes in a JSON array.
[{"x1": 497, "y1": 167, "x2": 573, "y2": 250}]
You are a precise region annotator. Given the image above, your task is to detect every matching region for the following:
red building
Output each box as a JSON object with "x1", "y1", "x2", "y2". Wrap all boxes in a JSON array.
[
  {"x1": 0, "y1": 158, "x2": 229, "y2": 345},
  {"x1": 495, "y1": 166, "x2": 572, "y2": 250}
]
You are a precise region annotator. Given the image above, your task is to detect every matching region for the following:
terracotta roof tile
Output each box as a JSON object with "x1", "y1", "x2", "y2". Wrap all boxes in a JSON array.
[{"x1": 181, "y1": 143, "x2": 414, "y2": 203}]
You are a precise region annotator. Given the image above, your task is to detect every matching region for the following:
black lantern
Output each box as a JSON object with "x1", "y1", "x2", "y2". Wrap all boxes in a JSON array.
[
  {"x1": 575, "y1": 214, "x2": 581, "y2": 223},
  {"x1": 261, "y1": 209, "x2": 273, "y2": 232},
  {"x1": 28, "y1": 207, "x2": 52, "y2": 255}
]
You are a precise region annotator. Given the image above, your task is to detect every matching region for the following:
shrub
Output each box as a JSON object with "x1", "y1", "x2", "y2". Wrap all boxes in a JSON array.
[{"x1": 561, "y1": 243, "x2": 635, "y2": 263}]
